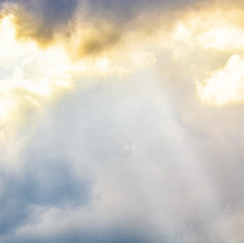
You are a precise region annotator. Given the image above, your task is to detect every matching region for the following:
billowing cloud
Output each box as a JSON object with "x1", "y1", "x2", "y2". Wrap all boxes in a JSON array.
[
  {"x1": 1, "y1": 0, "x2": 244, "y2": 133},
  {"x1": 197, "y1": 55, "x2": 244, "y2": 105}
]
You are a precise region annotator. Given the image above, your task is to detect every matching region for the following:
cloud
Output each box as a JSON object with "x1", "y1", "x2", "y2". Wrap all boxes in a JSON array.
[
  {"x1": 0, "y1": 0, "x2": 213, "y2": 54},
  {"x1": 1, "y1": 0, "x2": 242, "y2": 133},
  {"x1": 197, "y1": 55, "x2": 244, "y2": 106},
  {"x1": 0, "y1": 151, "x2": 91, "y2": 237},
  {"x1": 2, "y1": 0, "x2": 244, "y2": 243},
  {"x1": 0, "y1": 74, "x2": 222, "y2": 243},
  {"x1": 0, "y1": 0, "x2": 77, "y2": 45}
]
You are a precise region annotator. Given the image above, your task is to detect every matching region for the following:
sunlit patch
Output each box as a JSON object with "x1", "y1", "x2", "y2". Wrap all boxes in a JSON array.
[
  {"x1": 0, "y1": 15, "x2": 21, "y2": 59},
  {"x1": 166, "y1": 8, "x2": 244, "y2": 106},
  {"x1": 196, "y1": 55, "x2": 244, "y2": 106},
  {"x1": 0, "y1": 16, "x2": 116, "y2": 126},
  {"x1": 198, "y1": 25, "x2": 244, "y2": 51},
  {"x1": 0, "y1": 15, "x2": 71, "y2": 123},
  {"x1": 0, "y1": 96, "x2": 13, "y2": 121}
]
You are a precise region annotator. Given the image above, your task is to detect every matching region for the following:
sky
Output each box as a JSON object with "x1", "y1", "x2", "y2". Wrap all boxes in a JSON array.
[{"x1": 1, "y1": 0, "x2": 244, "y2": 242}]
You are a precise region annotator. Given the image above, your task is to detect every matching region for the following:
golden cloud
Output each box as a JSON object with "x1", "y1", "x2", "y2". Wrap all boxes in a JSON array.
[{"x1": 1, "y1": 2, "x2": 244, "y2": 134}]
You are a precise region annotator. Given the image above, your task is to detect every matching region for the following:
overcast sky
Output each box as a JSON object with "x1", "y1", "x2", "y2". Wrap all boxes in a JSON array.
[{"x1": 1, "y1": 0, "x2": 244, "y2": 242}]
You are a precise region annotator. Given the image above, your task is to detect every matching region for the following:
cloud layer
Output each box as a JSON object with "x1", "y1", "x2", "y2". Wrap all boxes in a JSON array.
[{"x1": 1, "y1": 0, "x2": 244, "y2": 243}]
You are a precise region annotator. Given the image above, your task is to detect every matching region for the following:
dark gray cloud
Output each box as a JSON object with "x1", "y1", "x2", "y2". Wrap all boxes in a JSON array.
[
  {"x1": 0, "y1": 0, "x2": 210, "y2": 49},
  {"x1": 82, "y1": 0, "x2": 204, "y2": 20},
  {"x1": 0, "y1": 0, "x2": 241, "y2": 50},
  {"x1": 9, "y1": 0, "x2": 77, "y2": 45}
]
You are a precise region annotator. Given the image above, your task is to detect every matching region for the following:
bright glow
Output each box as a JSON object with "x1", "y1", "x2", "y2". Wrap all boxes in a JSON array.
[
  {"x1": 0, "y1": 16, "x2": 115, "y2": 126},
  {"x1": 0, "y1": 16, "x2": 72, "y2": 124},
  {"x1": 197, "y1": 55, "x2": 244, "y2": 106},
  {"x1": 167, "y1": 8, "x2": 244, "y2": 106},
  {"x1": 0, "y1": 15, "x2": 20, "y2": 59},
  {"x1": 199, "y1": 25, "x2": 244, "y2": 51}
]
